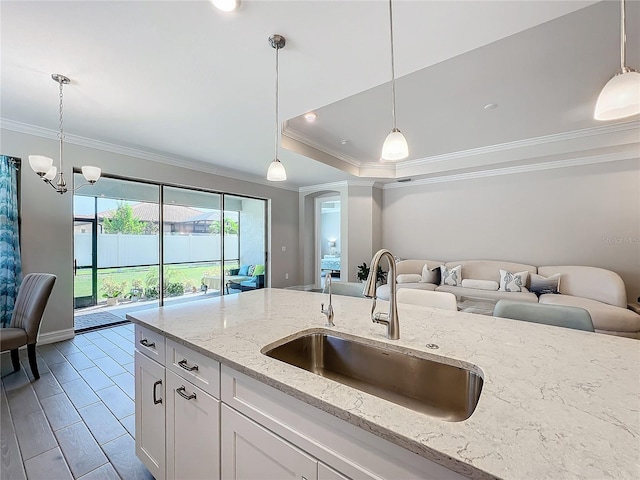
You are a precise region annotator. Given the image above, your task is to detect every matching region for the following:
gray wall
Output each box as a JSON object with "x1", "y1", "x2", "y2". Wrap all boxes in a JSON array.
[
  {"x1": 3, "y1": 129, "x2": 299, "y2": 338},
  {"x1": 382, "y1": 159, "x2": 640, "y2": 301}
]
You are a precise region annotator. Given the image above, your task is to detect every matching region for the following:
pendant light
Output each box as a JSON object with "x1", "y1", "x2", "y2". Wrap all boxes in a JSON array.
[
  {"x1": 267, "y1": 34, "x2": 287, "y2": 182},
  {"x1": 29, "y1": 74, "x2": 101, "y2": 194},
  {"x1": 594, "y1": 0, "x2": 640, "y2": 121},
  {"x1": 381, "y1": 0, "x2": 408, "y2": 161}
]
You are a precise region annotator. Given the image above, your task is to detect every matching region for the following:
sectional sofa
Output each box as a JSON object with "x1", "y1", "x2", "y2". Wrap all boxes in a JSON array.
[{"x1": 376, "y1": 259, "x2": 639, "y2": 339}]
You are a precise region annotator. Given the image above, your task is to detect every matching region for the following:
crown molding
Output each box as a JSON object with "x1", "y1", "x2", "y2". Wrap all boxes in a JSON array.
[
  {"x1": 298, "y1": 179, "x2": 380, "y2": 193},
  {"x1": 284, "y1": 127, "x2": 363, "y2": 168},
  {"x1": 1, "y1": 118, "x2": 300, "y2": 192},
  {"x1": 401, "y1": 121, "x2": 640, "y2": 168},
  {"x1": 383, "y1": 148, "x2": 638, "y2": 189},
  {"x1": 283, "y1": 120, "x2": 639, "y2": 177}
]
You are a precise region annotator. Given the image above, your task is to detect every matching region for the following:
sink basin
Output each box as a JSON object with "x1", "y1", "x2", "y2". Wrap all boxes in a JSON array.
[{"x1": 263, "y1": 332, "x2": 483, "y2": 421}]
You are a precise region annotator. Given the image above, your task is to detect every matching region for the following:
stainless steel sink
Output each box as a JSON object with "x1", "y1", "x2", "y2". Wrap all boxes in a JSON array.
[{"x1": 263, "y1": 332, "x2": 483, "y2": 421}]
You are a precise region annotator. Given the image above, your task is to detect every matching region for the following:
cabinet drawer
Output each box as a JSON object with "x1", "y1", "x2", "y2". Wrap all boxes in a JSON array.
[
  {"x1": 166, "y1": 338, "x2": 220, "y2": 399},
  {"x1": 135, "y1": 325, "x2": 165, "y2": 363}
]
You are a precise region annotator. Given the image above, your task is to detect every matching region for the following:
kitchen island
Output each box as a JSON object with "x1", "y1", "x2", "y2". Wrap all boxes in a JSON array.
[{"x1": 128, "y1": 288, "x2": 639, "y2": 480}]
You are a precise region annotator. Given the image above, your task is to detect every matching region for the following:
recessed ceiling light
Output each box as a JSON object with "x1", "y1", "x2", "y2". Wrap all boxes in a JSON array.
[
  {"x1": 340, "y1": 139, "x2": 349, "y2": 145},
  {"x1": 484, "y1": 103, "x2": 498, "y2": 110},
  {"x1": 211, "y1": 0, "x2": 239, "y2": 12},
  {"x1": 304, "y1": 112, "x2": 317, "y2": 122}
]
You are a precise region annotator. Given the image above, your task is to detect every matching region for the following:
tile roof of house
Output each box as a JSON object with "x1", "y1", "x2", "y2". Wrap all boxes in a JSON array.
[{"x1": 99, "y1": 203, "x2": 204, "y2": 223}]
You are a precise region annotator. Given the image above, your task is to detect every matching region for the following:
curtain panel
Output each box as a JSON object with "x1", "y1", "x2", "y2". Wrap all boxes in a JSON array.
[{"x1": 0, "y1": 156, "x2": 22, "y2": 327}]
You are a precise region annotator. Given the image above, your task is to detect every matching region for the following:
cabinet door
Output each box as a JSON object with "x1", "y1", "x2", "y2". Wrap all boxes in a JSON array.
[
  {"x1": 221, "y1": 404, "x2": 317, "y2": 480},
  {"x1": 318, "y1": 463, "x2": 350, "y2": 480},
  {"x1": 135, "y1": 350, "x2": 166, "y2": 480},
  {"x1": 166, "y1": 370, "x2": 220, "y2": 480}
]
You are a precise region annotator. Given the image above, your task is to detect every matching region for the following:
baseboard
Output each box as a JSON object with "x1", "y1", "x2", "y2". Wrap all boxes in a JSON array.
[{"x1": 37, "y1": 328, "x2": 75, "y2": 345}]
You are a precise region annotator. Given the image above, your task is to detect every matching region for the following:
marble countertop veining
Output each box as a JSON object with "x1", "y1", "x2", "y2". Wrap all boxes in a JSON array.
[{"x1": 127, "y1": 288, "x2": 640, "y2": 480}]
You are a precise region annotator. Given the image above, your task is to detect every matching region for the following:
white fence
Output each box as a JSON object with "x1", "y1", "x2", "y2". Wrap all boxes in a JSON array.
[{"x1": 75, "y1": 233, "x2": 239, "y2": 268}]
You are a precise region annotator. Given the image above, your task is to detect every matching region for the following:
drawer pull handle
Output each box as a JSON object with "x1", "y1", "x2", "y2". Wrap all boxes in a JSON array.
[
  {"x1": 153, "y1": 380, "x2": 162, "y2": 405},
  {"x1": 176, "y1": 386, "x2": 197, "y2": 401},
  {"x1": 140, "y1": 338, "x2": 156, "y2": 348},
  {"x1": 178, "y1": 359, "x2": 199, "y2": 372}
]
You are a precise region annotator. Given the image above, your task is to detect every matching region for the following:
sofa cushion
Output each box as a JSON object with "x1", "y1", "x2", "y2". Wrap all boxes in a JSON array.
[
  {"x1": 376, "y1": 282, "x2": 437, "y2": 301},
  {"x1": 238, "y1": 265, "x2": 251, "y2": 276},
  {"x1": 499, "y1": 270, "x2": 529, "y2": 293},
  {"x1": 436, "y1": 285, "x2": 538, "y2": 303},
  {"x1": 397, "y1": 274, "x2": 422, "y2": 284},
  {"x1": 461, "y1": 279, "x2": 499, "y2": 291},
  {"x1": 538, "y1": 266, "x2": 627, "y2": 308},
  {"x1": 447, "y1": 260, "x2": 537, "y2": 285},
  {"x1": 440, "y1": 265, "x2": 462, "y2": 286},
  {"x1": 539, "y1": 294, "x2": 640, "y2": 334},
  {"x1": 253, "y1": 264, "x2": 265, "y2": 276}
]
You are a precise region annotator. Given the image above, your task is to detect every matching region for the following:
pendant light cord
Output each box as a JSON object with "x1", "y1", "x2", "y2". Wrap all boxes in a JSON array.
[
  {"x1": 620, "y1": 0, "x2": 626, "y2": 71},
  {"x1": 389, "y1": 0, "x2": 398, "y2": 130},
  {"x1": 58, "y1": 78, "x2": 65, "y2": 171},
  {"x1": 275, "y1": 42, "x2": 280, "y2": 162}
]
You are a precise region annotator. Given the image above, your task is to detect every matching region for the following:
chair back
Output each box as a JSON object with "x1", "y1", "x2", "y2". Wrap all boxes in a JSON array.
[
  {"x1": 397, "y1": 289, "x2": 458, "y2": 311},
  {"x1": 10, "y1": 273, "x2": 57, "y2": 343},
  {"x1": 494, "y1": 300, "x2": 594, "y2": 332}
]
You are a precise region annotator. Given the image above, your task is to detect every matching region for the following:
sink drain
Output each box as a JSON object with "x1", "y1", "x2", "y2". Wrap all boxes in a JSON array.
[{"x1": 425, "y1": 343, "x2": 439, "y2": 349}]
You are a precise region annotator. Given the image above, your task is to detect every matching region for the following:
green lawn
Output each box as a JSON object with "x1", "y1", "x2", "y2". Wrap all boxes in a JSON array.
[{"x1": 74, "y1": 262, "x2": 239, "y2": 300}]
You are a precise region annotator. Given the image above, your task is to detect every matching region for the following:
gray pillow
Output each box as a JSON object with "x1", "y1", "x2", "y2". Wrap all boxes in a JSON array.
[{"x1": 530, "y1": 273, "x2": 561, "y2": 296}]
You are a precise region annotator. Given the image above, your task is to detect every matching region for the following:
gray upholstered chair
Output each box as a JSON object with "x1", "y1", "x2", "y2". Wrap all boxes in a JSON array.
[
  {"x1": 0, "y1": 273, "x2": 56, "y2": 379},
  {"x1": 494, "y1": 299, "x2": 595, "y2": 332}
]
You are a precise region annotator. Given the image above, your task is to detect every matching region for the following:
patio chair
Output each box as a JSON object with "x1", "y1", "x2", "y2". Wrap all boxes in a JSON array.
[{"x1": 0, "y1": 273, "x2": 56, "y2": 379}]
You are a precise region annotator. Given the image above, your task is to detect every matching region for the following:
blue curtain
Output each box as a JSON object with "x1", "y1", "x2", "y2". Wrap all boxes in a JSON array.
[{"x1": 0, "y1": 156, "x2": 22, "y2": 327}]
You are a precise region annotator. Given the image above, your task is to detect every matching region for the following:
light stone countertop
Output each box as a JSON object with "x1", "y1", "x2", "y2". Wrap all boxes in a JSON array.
[{"x1": 127, "y1": 288, "x2": 640, "y2": 480}]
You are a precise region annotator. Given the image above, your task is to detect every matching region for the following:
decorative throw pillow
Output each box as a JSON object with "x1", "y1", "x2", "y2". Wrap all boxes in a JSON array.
[
  {"x1": 421, "y1": 264, "x2": 439, "y2": 284},
  {"x1": 440, "y1": 265, "x2": 462, "y2": 286},
  {"x1": 253, "y1": 265, "x2": 265, "y2": 276},
  {"x1": 530, "y1": 273, "x2": 561, "y2": 296},
  {"x1": 247, "y1": 265, "x2": 256, "y2": 276},
  {"x1": 238, "y1": 265, "x2": 250, "y2": 276},
  {"x1": 499, "y1": 270, "x2": 529, "y2": 292},
  {"x1": 397, "y1": 274, "x2": 422, "y2": 284}
]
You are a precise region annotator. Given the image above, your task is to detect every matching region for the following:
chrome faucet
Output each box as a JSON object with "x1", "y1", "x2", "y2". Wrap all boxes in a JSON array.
[
  {"x1": 363, "y1": 249, "x2": 399, "y2": 340},
  {"x1": 321, "y1": 274, "x2": 335, "y2": 327}
]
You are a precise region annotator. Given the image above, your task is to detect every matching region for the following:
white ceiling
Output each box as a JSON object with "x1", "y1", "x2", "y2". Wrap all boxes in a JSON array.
[{"x1": 3, "y1": 0, "x2": 635, "y2": 189}]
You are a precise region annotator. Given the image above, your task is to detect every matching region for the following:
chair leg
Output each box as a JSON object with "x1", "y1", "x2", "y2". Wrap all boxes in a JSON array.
[
  {"x1": 27, "y1": 344, "x2": 39, "y2": 380},
  {"x1": 10, "y1": 349, "x2": 20, "y2": 372}
]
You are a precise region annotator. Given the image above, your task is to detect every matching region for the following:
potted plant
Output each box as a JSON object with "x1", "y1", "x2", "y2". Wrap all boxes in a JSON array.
[
  {"x1": 357, "y1": 263, "x2": 386, "y2": 284},
  {"x1": 101, "y1": 277, "x2": 126, "y2": 306},
  {"x1": 126, "y1": 279, "x2": 144, "y2": 302}
]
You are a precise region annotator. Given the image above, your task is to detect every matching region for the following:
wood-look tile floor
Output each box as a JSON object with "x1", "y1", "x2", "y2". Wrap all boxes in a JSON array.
[{"x1": 0, "y1": 323, "x2": 153, "y2": 480}]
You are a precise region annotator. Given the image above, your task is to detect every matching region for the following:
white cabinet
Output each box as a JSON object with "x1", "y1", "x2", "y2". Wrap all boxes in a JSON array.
[
  {"x1": 318, "y1": 463, "x2": 350, "y2": 480},
  {"x1": 166, "y1": 370, "x2": 220, "y2": 480},
  {"x1": 221, "y1": 404, "x2": 317, "y2": 480},
  {"x1": 134, "y1": 350, "x2": 165, "y2": 480}
]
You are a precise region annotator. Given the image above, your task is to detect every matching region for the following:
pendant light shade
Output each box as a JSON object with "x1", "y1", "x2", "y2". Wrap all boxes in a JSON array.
[
  {"x1": 267, "y1": 34, "x2": 287, "y2": 182},
  {"x1": 594, "y1": 70, "x2": 640, "y2": 120},
  {"x1": 267, "y1": 159, "x2": 287, "y2": 181},
  {"x1": 28, "y1": 155, "x2": 53, "y2": 175},
  {"x1": 382, "y1": 128, "x2": 409, "y2": 161},
  {"x1": 595, "y1": 0, "x2": 640, "y2": 121},
  {"x1": 381, "y1": 0, "x2": 408, "y2": 162}
]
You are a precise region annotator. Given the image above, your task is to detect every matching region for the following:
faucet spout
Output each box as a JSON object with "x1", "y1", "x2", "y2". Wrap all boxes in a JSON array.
[
  {"x1": 363, "y1": 249, "x2": 399, "y2": 340},
  {"x1": 321, "y1": 274, "x2": 335, "y2": 327}
]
